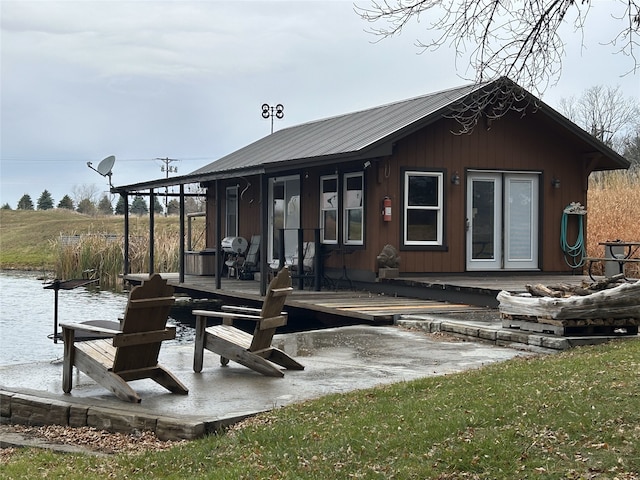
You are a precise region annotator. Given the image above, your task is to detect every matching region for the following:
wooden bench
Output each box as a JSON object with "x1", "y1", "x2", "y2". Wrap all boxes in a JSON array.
[{"x1": 584, "y1": 257, "x2": 640, "y2": 281}]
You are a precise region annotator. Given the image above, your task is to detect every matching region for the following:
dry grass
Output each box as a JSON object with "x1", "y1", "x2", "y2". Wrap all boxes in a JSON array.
[
  {"x1": 586, "y1": 171, "x2": 640, "y2": 277},
  {"x1": 55, "y1": 227, "x2": 189, "y2": 290}
]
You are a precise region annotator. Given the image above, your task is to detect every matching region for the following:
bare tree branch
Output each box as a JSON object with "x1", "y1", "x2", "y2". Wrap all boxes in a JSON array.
[{"x1": 356, "y1": 0, "x2": 639, "y2": 131}]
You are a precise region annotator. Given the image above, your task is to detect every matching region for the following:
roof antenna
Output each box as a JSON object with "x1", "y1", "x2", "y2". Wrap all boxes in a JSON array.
[
  {"x1": 87, "y1": 155, "x2": 115, "y2": 188},
  {"x1": 261, "y1": 103, "x2": 284, "y2": 134}
]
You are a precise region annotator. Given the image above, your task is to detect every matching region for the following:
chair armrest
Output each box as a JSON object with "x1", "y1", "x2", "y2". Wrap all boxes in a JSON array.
[
  {"x1": 60, "y1": 321, "x2": 122, "y2": 336},
  {"x1": 271, "y1": 287, "x2": 293, "y2": 297},
  {"x1": 193, "y1": 309, "x2": 262, "y2": 322},
  {"x1": 222, "y1": 305, "x2": 261, "y2": 314}
]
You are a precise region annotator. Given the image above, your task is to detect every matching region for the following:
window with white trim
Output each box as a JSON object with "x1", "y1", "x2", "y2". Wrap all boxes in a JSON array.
[
  {"x1": 343, "y1": 172, "x2": 364, "y2": 245},
  {"x1": 320, "y1": 175, "x2": 338, "y2": 244},
  {"x1": 404, "y1": 171, "x2": 443, "y2": 245},
  {"x1": 225, "y1": 186, "x2": 238, "y2": 237}
]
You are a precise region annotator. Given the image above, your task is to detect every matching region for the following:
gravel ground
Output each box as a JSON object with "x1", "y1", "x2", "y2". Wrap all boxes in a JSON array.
[{"x1": 0, "y1": 423, "x2": 188, "y2": 460}]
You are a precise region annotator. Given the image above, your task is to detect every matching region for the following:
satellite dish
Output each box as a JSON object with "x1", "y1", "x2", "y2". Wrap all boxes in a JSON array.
[
  {"x1": 87, "y1": 155, "x2": 116, "y2": 188},
  {"x1": 96, "y1": 155, "x2": 115, "y2": 176}
]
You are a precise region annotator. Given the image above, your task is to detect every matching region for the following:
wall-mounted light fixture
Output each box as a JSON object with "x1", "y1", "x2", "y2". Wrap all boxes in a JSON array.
[
  {"x1": 451, "y1": 172, "x2": 460, "y2": 185},
  {"x1": 551, "y1": 177, "x2": 561, "y2": 189},
  {"x1": 363, "y1": 160, "x2": 372, "y2": 170}
]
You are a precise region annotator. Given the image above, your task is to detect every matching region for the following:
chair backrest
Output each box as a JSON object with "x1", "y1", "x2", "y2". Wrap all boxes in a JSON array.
[
  {"x1": 250, "y1": 267, "x2": 292, "y2": 351},
  {"x1": 302, "y1": 242, "x2": 315, "y2": 271},
  {"x1": 244, "y1": 235, "x2": 260, "y2": 268},
  {"x1": 113, "y1": 274, "x2": 175, "y2": 372}
]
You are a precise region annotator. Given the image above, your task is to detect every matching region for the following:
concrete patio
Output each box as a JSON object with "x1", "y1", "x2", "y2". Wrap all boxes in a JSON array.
[{"x1": 1, "y1": 324, "x2": 542, "y2": 441}]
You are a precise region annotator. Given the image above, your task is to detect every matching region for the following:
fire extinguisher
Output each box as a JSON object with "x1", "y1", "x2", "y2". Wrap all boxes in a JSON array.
[{"x1": 383, "y1": 196, "x2": 392, "y2": 222}]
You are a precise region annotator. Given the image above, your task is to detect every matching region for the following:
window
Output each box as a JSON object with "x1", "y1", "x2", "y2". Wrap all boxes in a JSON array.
[
  {"x1": 404, "y1": 171, "x2": 443, "y2": 246},
  {"x1": 343, "y1": 172, "x2": 364, "y2": 245},
  {"x1": 320, "y1": 175, "x2": 338, "y2": 244},
  {"x1": 225, "y1": 186, "x2": 238, "y2": 237}
]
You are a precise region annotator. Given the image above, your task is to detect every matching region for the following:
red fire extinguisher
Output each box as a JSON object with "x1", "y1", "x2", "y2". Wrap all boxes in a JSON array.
[{"x1": 383, "y1": 196, "x2": 392, "y2": 222}]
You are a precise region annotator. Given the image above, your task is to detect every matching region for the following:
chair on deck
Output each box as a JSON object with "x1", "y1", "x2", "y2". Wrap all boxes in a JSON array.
[
  {"x1": 269, "y1": 240, "x2": 312, "y2": 273},
  {"x1": 238, "y1": 234, "x2": 260, "y2": 279},
  {"x1": 192, "y1": 267, "x2": 304, "y2": 377},
  {"x1": 60, "y1": 274, "x2": 189, "y2": 403}
]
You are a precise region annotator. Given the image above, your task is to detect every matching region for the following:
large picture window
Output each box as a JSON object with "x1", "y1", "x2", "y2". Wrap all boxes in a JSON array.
[
  {"x1": 343, "y1": 172, "x2": 364, "y2": 245},
  {"x1": 320, "y1": 175, "x2": 338, "y2": 244},
  {"x1": 404, "y1": 171, "x2": 443, "y2": 246}
]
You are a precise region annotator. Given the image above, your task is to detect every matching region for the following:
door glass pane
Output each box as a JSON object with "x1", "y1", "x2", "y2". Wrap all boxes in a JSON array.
[
  {"x1": 472, "y1": 180, "x2": 495, "y2": 260},
  {"x1": 272, "y1": 184, "x2": 284, "y2": 259},
  {"x1": 508, "y1": 180, "x2": 532, "y2": 260}
]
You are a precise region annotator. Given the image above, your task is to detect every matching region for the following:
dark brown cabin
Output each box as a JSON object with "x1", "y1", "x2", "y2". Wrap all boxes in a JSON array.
[{"x1": 114, "y1": 77, "x2": 630, "y2": 295}]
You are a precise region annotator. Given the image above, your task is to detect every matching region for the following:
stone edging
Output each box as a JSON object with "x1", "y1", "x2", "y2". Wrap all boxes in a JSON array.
[
  {"x1": 395, "y1": 316, "x2": 619, "y2": 351},
  {"x1": 0, "y1": 389, "x2": 251, "y2": 441}
]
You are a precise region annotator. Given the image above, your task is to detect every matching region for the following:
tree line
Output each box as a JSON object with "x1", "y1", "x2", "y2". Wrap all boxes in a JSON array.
[{"x1": 1, "y1": 189, "x2": 204, "y2": 216}]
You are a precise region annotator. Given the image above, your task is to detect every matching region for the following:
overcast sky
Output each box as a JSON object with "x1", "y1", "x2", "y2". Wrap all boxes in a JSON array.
[{"x1": 1, "y1": 0, "x2": 638, "y2": 208}]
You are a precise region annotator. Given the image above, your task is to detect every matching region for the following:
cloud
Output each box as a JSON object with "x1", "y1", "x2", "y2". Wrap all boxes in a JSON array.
[{"x1": 1, "y1": 0, "x2": 638, "y2": 207}]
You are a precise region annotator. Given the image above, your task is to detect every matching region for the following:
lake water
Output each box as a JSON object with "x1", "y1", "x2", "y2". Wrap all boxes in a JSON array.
[{"x1": 0, "y1": 271, "x2": 195, "y2": 366}]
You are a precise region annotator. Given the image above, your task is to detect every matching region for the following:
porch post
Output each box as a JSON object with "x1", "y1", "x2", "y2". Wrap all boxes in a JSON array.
[
  {"x1": 297, "y1": 228, "x2": 304, "y2": 290},
  {"x1": 260, "y1": 174, "x2": 268, "y2": 296},
  {"x1": 313, "y1": 228, "x2": 321, "y2": 291},
  {"x1": 215, "y1": 179, "x2": 222, "y2": 289},
  {"x1": 179, "y1": 184, "x2": 185, "y2": 283},
  {"x1": 149, "y1": 189, "x2": 155, "y2": 275},
  {"x1": 123, "y1": 193, "x2": 130, "y2": 277}
]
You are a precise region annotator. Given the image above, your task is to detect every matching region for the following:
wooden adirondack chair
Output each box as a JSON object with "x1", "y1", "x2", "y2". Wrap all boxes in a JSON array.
[
  {"x1": 193, "y1": 267, "x2": 304, "y2": 377},
  {"x1": 60, "y1": 274, "x2": 189, "y2": 403}
]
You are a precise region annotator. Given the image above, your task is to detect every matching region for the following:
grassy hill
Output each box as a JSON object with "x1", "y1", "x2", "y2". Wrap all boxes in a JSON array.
[{"x1": 0, "y1": 209, "x2": 183, "y2": 271}]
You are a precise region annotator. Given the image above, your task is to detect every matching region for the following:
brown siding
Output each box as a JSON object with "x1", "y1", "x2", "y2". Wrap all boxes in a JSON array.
[
  {"x1": 203, "y1": 109, "x2": 591, "y2": 276},
  {"x1": 359, "y1": 111, "x2": 588, "y2": 274}
]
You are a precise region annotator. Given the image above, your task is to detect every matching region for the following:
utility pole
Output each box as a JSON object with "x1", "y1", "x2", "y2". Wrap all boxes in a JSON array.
[{"x1": 156, "y1": 157, "x2": 179, "y2": 216}]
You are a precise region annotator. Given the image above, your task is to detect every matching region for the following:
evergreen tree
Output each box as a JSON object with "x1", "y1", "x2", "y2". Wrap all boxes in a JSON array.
[
  {"x1": 37, "y1": 190, "x2": 54, "y2": 210},
  {"x1": 1, "y1": 203, "x2": 12, "y2": 210},
  {"x1": 114, "y1": 195, "x2": 127, "y2": 215},
  {"x1": 57, "y1": 195, "x2": 74, "y2": 210},
  {"x1": 76, "y1": 198, "x2": 97, "y2": 215},
  {"x1": 97, "y1": 195, "x2": 113, "y2": 215},
  {"x1": 166, "y1": 199, "x2": 180, "y2": 215},
  {"x1": 17, "y1": 194, "x2": 34, "y2": 210},
  {"x1": 130, "y1": 195, "x2": 148, "y2": 215},
  {"x1": 153, "y1": 196, "x2": 164, "y2": 215}
]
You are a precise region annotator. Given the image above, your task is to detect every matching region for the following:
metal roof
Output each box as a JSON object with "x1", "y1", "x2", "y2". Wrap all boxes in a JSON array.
[
  {"x1": 189, "y1": 82, "x2": 483, "y2": 177},
  {"x1": 113, "y1": 78, "x2": 629, "y2": 193}
]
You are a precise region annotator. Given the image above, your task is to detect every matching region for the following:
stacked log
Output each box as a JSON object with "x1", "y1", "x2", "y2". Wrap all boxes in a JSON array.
[{"x1": 497, "y1": 279, "x2": 640, "y2": 334}]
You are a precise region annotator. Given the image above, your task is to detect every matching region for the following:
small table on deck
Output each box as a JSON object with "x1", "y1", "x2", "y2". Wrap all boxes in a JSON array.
[{"x1": 586, "y1": 241, "x2": 640, "y2": 280}]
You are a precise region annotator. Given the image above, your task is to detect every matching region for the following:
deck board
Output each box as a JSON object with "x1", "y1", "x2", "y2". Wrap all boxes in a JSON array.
[{"x1": 125, "y1": 273, "x2": 601, "y2": 325}]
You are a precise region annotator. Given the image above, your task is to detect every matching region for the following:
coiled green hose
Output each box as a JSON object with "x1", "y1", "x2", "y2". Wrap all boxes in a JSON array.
[{"x1": 560, "y1": 203, "x2": 586, "y2": 268}]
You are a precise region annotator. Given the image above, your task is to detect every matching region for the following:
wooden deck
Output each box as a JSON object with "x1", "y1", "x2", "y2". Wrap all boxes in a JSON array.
[{"x1": 125, "y1": 273, "x2": 603, "y2": 328}]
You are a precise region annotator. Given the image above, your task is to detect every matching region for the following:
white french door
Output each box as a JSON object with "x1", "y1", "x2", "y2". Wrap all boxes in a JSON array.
[{"x1": 466, "y1": 172, "x2": 539, "y2": 271}]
